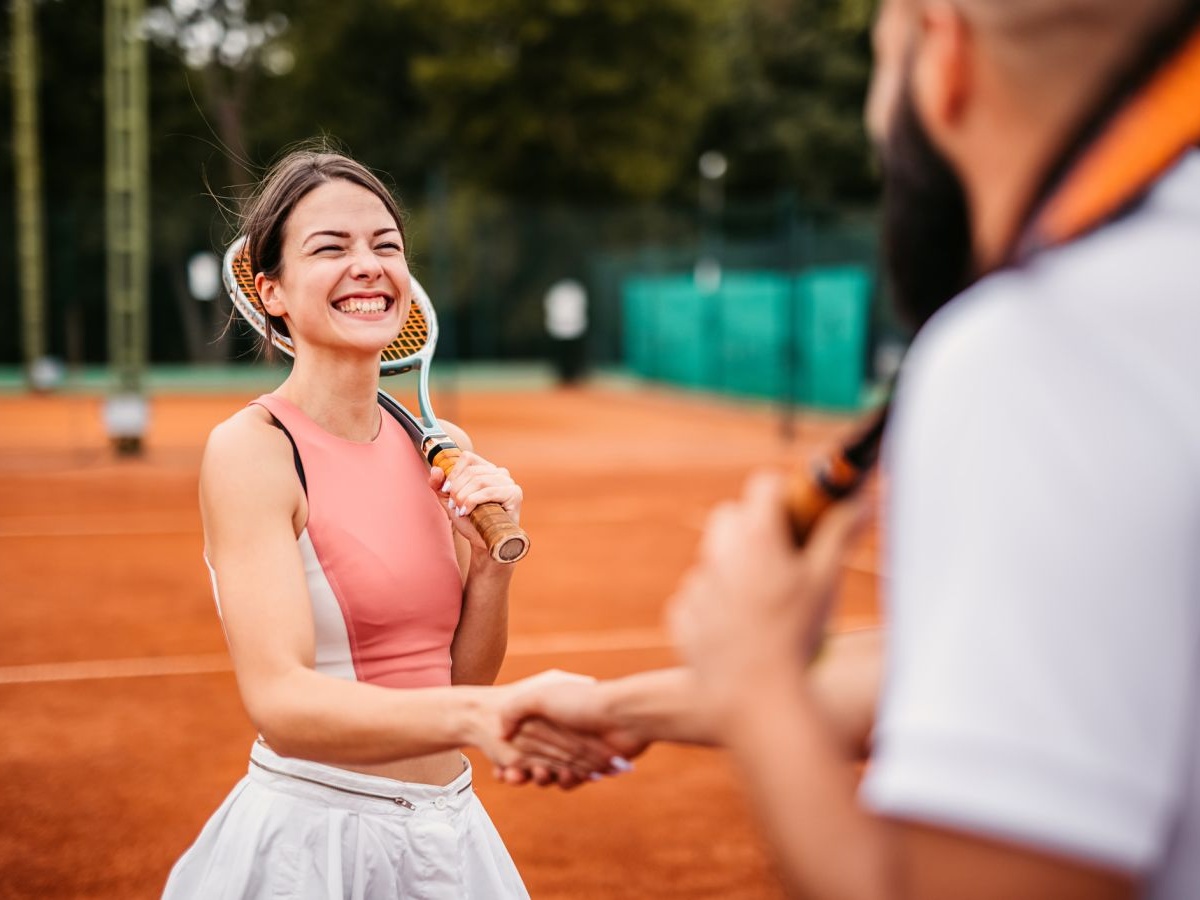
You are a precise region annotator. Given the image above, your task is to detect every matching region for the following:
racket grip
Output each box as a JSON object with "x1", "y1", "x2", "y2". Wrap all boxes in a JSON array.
[
  {"x1": 785, "y1": 453, "x2": 864, "y2": 547},
  {"x1": 429, "y1": 445, "x2": 531, "y2": 564},
  {"x1": 468, "y1": 502, "x2": 531, "y2": 563},
  {"x1": 787, "y1": 406, "x2": 887, "y2": 546}
]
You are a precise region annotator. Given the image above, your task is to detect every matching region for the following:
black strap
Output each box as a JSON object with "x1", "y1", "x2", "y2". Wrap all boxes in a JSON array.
[{"x1": 267, "y1": 415, "x2": 308, "y2": 496}]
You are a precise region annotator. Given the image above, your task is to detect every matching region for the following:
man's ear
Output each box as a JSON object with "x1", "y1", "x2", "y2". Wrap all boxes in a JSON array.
[
  {"x1": 863, "y1": 0, "x2": 912, "y2": 146},
  {"x1": 911, "y1": 1, "x2": 972, "y2": 135},
  {"x1": 255, "y1": 272, "x2": 286, "y2": 317}
]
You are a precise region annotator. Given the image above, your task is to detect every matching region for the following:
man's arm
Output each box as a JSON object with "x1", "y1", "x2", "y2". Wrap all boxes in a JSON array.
[
  {"x1": 668, "y1": 472, "x2": 1136, "y2": 899},
  {"x1": 501, "y1": 626, "x2": 883, "y2": 764},
  {"x1": 719, "y1": 647, "x2": 1133, "y2": 900}
]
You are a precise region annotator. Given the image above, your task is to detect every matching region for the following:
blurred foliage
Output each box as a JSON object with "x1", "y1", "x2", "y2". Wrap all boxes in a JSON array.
[
  {"x1": 400, "y1": 0, "x2": 735, "y2": 200},
  {"x1": 699, "y1": 0, "x2": 877, "y2": 203},
  {"x1": 0, "y1": 0, "x2": 878, "y2": 365}
]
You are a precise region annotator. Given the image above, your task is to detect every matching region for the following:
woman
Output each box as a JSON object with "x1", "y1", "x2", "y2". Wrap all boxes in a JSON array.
[{"x1": 164, "y1": 148, "x2": 619, "y2": 899}]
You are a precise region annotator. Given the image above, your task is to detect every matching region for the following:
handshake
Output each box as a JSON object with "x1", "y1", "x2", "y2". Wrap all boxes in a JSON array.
[
  {"x1": 477, "y1": 670, "x2": 660, "y2": 791},
  {"x1": 473, "y1": 471, "x2": 875, "y2": 790},
  {"x1": 475, "y1": 667, "x2": 708, "y2": 791}
]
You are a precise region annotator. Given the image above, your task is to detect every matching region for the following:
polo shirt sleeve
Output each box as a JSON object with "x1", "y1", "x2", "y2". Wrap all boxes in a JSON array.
[{"x1": 861, "y1": 275, "x2": 1200, "y2": 873}]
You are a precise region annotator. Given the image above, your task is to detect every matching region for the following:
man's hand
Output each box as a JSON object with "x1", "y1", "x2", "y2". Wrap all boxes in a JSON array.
[{"x1": 667, "y1": 470, "x2": 868, "y2": 722}]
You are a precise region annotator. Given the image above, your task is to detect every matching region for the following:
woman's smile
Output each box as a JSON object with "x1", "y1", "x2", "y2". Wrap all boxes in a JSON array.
[{"x1": 332, "y1": 291, "x2": 394, "y2": 316}]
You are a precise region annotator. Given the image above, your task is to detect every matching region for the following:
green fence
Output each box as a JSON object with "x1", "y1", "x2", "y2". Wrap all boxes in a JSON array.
[{"x1": 623, "y1": 265, "x2": 873, "y2": 409}]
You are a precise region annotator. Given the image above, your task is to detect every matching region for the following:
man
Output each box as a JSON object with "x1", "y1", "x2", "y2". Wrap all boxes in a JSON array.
[{"x1": 508, "y1": 0, "x2": 1200, "y2": 896}]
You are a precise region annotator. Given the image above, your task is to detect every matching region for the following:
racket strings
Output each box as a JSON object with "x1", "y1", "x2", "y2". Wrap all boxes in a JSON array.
[
  {"x1": 383, "y1": 305, "x2": 429, "y2": 361},
  {"x1": 232, "y1": 247, "x2": 431, "y2": 361}
]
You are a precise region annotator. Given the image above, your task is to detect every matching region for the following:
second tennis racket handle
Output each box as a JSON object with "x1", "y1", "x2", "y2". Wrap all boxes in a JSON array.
[
  {"x1": 429, "y1": 446, "x2": 531, "y2": 564},
  {"x1": 786, "y1": 453, "x2": 864, "y2": 548},
  {"x1": 787, "y1": 406, "x2": 886, "y2": 547}
]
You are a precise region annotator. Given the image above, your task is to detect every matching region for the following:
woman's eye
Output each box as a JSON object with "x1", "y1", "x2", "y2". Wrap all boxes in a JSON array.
[
  {"x1": 314, "y1": 244, "x2": 343, "y2": 254},
  {"x1": 376, "y1": 242, "x2": 403, "y2": 253}
]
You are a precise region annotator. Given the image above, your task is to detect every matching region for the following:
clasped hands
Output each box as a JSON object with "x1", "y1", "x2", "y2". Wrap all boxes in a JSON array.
[
  {"x1": 481, "y1": 671, "x2": 646, "y2": 790},
  {"x1": 486, "y1": 471, "x2": 868, "y2": 790}
]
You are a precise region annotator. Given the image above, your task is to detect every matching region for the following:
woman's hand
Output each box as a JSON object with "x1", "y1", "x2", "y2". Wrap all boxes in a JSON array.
[{"x1": 429, "y1": 451, "x2": 523, "y2": 553}]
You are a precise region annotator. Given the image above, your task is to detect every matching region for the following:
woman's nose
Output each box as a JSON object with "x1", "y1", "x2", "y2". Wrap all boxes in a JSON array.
[{"x1": 349, "y1": 247, "x2": 383, "y2": 279}]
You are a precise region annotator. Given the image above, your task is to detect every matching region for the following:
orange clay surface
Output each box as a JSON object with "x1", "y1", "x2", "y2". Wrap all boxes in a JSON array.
[{"x1": 0, "y1": 383, "x2": 880, "y2": 899}]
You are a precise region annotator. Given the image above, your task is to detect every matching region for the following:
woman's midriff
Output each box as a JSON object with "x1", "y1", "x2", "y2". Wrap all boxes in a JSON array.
[{"x1": 337, "y1": 748, "x2": 467, "y2": 787}]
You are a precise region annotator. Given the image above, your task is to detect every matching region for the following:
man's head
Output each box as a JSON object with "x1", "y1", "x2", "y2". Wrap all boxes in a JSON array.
[{"x1": 867, "y1": 0, "x2": 1187, "y2": 330}]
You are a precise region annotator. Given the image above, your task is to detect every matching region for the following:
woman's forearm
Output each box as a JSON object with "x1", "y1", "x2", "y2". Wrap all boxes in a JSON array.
[
  {"x1": 450, "y1": 558, "x2": 513, "y2": 684},
  {"x1": 244, "y1": 667, "x2": 497, "y2": 764}
]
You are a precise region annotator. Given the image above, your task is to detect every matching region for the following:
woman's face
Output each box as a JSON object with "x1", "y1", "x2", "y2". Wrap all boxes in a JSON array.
[{"x1": 258, "y1": 179, "x2": 411, "y2": 359}]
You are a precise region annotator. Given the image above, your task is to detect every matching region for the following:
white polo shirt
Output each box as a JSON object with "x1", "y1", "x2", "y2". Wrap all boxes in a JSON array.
[{"x1": 863, "y1": 150, "x2": 1200, "y2": 898}]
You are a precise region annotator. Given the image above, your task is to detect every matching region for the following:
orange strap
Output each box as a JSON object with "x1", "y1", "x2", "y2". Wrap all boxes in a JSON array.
[{"x1": 1026, "y1": 24, "x2": 1200, "y2": 252}]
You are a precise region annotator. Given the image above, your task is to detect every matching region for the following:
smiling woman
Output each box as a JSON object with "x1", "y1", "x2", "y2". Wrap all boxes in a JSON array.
[
  {"x1": 240, "y1": 152, "x2": 410, "y2": 362},
  {"x1": 255, "y1": 180, "x2": 411, "y2": 373},
  {"x1": 161, "y1": 147, "x2": 629, "y2": 899}
]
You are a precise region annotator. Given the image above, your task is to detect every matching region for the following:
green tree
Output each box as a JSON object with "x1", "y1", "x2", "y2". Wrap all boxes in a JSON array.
[
  {"x1": 1, "y1": 0, "x2": 883, "y2": 367},
  {"x1": 400, "y1": 0, "x2": 735, "y2": 201},
  {"x1": 697, "y1": 0, "x2": 877, "y2": 204}
]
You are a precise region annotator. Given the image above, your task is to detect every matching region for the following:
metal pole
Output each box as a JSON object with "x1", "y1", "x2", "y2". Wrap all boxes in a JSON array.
[
  {"x1": 781, "y1": 192, "x2": 799, "y2": 443},
  {"x1": 11, "y1": 0, "x2": 48, "y2": 386},
  {"x1": 104, "y1": 0, "x2": 151, "y2": 454}
]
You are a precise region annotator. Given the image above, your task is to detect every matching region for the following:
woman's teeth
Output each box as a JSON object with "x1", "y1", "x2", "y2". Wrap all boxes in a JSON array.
[{"x1": 336, "y1": 298, "x2": 388, "y2": 314}]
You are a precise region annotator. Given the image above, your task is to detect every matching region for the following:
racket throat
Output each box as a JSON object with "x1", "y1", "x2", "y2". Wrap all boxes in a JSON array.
[{"x1": 423, "y1": 436, "x2": 459, "y2": 470}]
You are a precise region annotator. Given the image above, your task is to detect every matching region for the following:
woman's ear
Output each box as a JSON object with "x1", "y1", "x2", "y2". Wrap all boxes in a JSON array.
[{"x1": 255, "y1": 272, "x2": 287, "y2": 317}]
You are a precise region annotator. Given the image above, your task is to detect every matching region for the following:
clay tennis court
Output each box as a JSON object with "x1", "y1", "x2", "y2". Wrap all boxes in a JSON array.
[{"x1": 0, "y1": 380, "x2": 880, "y2": 899}]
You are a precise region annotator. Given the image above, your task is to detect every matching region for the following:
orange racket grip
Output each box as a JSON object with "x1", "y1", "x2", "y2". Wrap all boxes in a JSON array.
[
  {"x1": 786, "y1": 454, "x2": 863, "y2": 548},
  {"x1": 786, "y1": 408, "x2": 887, "y2": 547},
  {"x1": 428, "y1": 444, "x2": 531, "y2": 564}
]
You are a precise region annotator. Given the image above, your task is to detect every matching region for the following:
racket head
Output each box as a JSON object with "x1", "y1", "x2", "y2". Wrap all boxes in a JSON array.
[{"x1": 222, "y1": 235, "x2": 439, "y2": 376}]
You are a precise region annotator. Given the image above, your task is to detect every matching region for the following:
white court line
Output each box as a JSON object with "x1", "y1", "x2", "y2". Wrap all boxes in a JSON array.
[
  {"x1": 0, "y1": 653, "x2": 233, "y2": 685},
  {"x1": 0, "y1": 632, "x2": 672, "y2": 685},
  {"x1": 0, "y1": 619, "x2": 879, "y2": 686},
  {"x1": 0, "y1": 527, "x2": 199, "y2": 539},
  {"x1": 0, "y1": 514, "x2": 198, "y2": 539}
]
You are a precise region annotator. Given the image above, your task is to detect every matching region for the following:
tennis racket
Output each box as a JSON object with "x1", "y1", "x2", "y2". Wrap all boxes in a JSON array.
[{"x1": 222, "y1": 236, "x2": 531, "y2": 564}]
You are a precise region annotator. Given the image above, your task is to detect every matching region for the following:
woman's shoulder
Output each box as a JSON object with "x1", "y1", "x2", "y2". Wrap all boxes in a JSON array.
[
  {"x1": 206, "y1": 403, "x2": 280, "y2": 452},
  {"x1": 201, "y1": 404, "x2": 294, "y2": 489}
]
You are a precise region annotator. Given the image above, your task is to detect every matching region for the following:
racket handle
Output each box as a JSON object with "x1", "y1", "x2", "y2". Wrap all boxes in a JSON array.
[
  {"x1": 468, "y1": 502, "x2": 531, "y2": 563},
  {"x1": 786, "y1": 407, "x2": 888, "y2": 547},
  {"x1": 429, "y1": 445, "x2": 531, "y2": 564},
  {"x1": 786, "y1": 453, "x2": 866, "y2": 547}
]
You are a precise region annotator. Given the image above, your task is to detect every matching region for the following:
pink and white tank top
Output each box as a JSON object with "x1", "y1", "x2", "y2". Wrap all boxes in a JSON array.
[{"x1": 232, "y1": 393, "x2": 463, "y2": 688}]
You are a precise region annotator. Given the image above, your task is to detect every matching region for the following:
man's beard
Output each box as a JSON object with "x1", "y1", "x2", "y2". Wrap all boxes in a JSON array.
[{"x1": 881, "y1": 85, "x2": 975, "y2": 332}]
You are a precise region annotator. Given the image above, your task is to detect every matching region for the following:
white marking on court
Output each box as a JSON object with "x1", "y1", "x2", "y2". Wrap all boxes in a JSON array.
[
  {"x1": 0, "y1": 513, "x2": 198, "y2": 539},
  {"x1": 0, "y1": 619, "x2": 879, "y2": 686},
  {"x1": 0, "y1": 653, "x2": 233, "y2": 685}
]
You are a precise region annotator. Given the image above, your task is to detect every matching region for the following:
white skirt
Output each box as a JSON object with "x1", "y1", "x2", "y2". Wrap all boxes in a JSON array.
[{"x1": 163, "y1": 742, "x2": 530, "y2": 900}]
